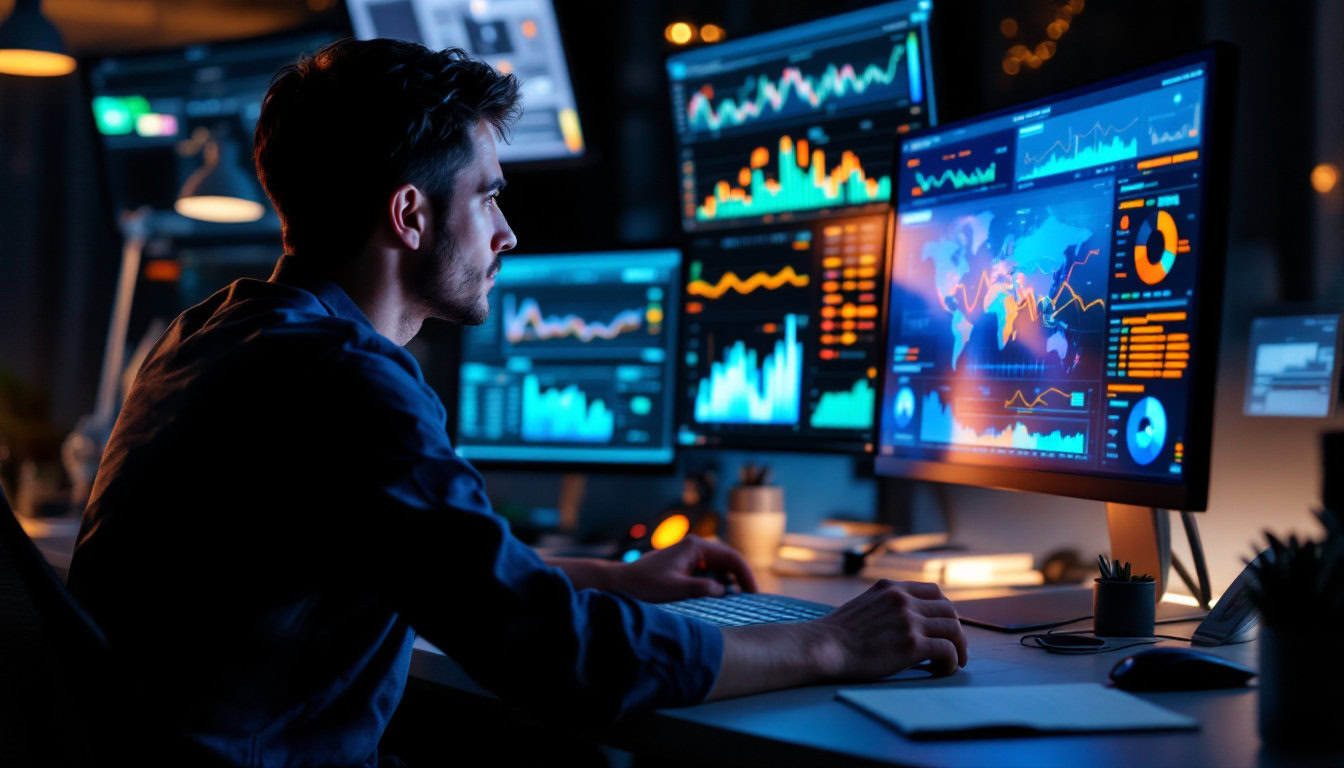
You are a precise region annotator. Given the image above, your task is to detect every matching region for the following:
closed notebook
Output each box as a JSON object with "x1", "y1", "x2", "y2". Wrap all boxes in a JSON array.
[{"x1": 836, "y1": 683, "x2": 1198, "y2": 739}]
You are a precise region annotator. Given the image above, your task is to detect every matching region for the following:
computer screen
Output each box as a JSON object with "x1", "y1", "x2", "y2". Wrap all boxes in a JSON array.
[
  {"x1": 666, "y1": 1, "x2": 935, "y2": 233},
  {"x1": 456, "y1": 250, "x2": 681, "y2": 465},
  {"x1": 876, "y1": 46, "x2": 1234, "y2": 510},
  {"x1": 668, "y1": 1, "x2": 936, "y2": 453},
  {"x1": 1244, "y1": 313, "x2": 1340, "y2": 418},
  {"x1": 84, "y1": 30, "x2": 340, "y2": 238},
  {"x1": 347, "y1": 0, "x2": 585, "y2": 163}
]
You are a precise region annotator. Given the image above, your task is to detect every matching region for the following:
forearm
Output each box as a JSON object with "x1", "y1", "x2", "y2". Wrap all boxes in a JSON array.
[
  {"x1": 704, "y1": 622, "x2": 842, "y2": 701},
  {"x1": 543, "y1": 556, "x2": 618, "y2": 592}
]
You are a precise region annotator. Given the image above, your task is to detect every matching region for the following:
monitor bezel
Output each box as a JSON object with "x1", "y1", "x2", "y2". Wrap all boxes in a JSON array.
[
  {"x1": 873, "y1": 43, "x2": 1239, "y2": 512},
  {"x1": 451, "y1": 246, "x2": 686, "y2": 473}
]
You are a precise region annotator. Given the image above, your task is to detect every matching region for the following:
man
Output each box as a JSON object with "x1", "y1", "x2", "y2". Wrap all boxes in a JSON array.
[{"x1": 68, "y1": 39, "x2": 967, "y2": 767}]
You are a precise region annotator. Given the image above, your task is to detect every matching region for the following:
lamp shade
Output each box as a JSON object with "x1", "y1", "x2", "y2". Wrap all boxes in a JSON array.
[
  {"x1": 175, "y1": 139, "x2": 266, "y2": 223},
  {"x1": 0, "y1": 0, "x2": 76, "y2": 77}
]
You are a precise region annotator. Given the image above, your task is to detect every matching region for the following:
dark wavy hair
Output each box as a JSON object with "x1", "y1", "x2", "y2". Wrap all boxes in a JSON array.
[{"x1": 254, "y1": 38, "x2": 521, "y2": 261}]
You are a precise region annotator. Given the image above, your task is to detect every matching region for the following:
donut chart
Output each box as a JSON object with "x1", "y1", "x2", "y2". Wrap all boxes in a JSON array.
[
  {"x1": 1134, "y1": 209, "x2": 1178, "y2": 285},
  {"x1": 894, "y1": 386, "x2": 916, "y2": 429},
  {"x1": 1126, "y1": 396, "x2": 1168, "y2": 466}
]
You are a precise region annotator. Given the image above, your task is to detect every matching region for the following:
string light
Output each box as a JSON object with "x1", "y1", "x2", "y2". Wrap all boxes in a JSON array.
[{"x1": 1003, "y1": 2, "x2": 1082, "y2": 76}]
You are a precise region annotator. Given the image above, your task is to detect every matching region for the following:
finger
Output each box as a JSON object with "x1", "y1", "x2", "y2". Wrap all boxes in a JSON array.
[
  {"x1": 898, "y1": 581, "x2": 947, "y2": 601},
  {"x1": 918, "y1": 636, "x2": 961, "y2": 676},
  {"x1": 694, "y1": 538, "x2": 759, "y2": 593},
  {"x1": 920, "y1": 617, "x2": 969, "y2": 668},
  {"x1": 682, "y1": 576, "x2": 727, "y2": 598},
  {"x1": 913, "y1": 596, "x2": 960, "y2": 620}
]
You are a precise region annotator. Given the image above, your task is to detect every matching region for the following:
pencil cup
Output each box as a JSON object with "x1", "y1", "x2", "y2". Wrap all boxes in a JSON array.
[{"x1": 1092, "y1": 578, "x2": 1156, "y2": 637}]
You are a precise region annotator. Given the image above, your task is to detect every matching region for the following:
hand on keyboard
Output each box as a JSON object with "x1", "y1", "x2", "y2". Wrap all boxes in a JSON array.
[
  {"x1": 614, "y1": 535, "x2": 758, "y2": 603},
  {"x1": 815, "y1": 579, "x2": 968, "y2": 678}
]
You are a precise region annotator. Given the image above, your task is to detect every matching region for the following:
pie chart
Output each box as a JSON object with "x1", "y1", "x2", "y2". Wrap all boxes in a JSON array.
[
  {"x1": 894, "y1": 386, "x2": 916, "y2": 429},
  {"x1": 1134, "y1": 210, "x2": 1178, "y2": 285},
  {"x1": 1126, "y1": 396, "x2": 1168, "y2": 466}
]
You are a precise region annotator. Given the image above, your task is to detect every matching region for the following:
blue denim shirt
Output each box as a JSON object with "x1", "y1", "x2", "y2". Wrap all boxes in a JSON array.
[{"x1": 68, "y1": 259, "x2": 723, "y2": 767}]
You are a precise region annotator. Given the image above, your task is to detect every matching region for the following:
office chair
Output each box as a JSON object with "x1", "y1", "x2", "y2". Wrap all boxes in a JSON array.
[{"x1": 0, "y1": 484, "x2": 116, "y2": 766}]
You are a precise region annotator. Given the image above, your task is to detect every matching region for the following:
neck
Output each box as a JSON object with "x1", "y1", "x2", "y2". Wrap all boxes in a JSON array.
[
  {"x1": 276, "y1": 250, "x2": 425, "y2": 346},
  {"x1": 336, "y1": 254, "x2": 424, "y2": 346}
]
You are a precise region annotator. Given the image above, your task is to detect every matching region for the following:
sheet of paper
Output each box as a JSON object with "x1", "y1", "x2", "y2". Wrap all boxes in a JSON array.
[{"x1": 837, "y1": 683, "x2": 1198, "y2": 738}]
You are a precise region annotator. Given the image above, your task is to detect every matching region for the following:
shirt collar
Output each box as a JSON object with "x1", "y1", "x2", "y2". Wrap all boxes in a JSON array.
[{"x1": 269, "y1": 253, "x2": 376, "y2": 330}]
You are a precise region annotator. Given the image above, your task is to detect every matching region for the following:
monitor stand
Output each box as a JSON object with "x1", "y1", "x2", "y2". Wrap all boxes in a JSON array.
[{"x1": 955, "y1": 504, "x2": 1211, "y2": 633}]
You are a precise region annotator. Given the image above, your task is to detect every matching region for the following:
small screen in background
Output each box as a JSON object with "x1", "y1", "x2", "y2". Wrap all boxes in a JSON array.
[{"x1": 1244, "y1": 314, "x2": 1340, "y2": 417}]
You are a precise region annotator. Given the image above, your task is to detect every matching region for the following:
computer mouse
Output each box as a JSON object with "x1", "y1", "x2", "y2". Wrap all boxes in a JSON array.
[{"x1": 1109, "y1": 646, "x2": 1256, "y2": 691}]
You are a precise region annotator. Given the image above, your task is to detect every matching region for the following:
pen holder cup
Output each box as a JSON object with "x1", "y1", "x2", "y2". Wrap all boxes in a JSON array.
[{"x1": 1092, "y1": 578, "x2": 1155, "y2": 637}]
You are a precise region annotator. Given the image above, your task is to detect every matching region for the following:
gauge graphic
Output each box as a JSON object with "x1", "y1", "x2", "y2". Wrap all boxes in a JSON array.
[
  {"x1": 1126, "y1": 396, "x2": 1168, "y2": 466},
  {"x1": 1134, "y1": 209, "x2": 1178, "y2": 285},
  {"x1": 893, "y1": 386, "x2": 916, "y2": 429}
]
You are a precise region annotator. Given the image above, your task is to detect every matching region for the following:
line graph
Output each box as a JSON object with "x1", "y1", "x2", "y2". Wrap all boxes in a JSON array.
[
  {"x1": 1019, "y1": 118, "x2": 1139, "y2": 180},
  {"x1": 942, "y1": 249, "x2": 1106, "y2": 325},
  {"x1": 920, "y1": 390, "x2": 1087, "y2": 454},
  {"x1": 688, "y1": 264, "x2": 810, "y2": 299},
  {"x1": 504, "y1": 295, "x2": 642, "y2": 344},
  {"x1": 1003, "y1": 387, "x2": 1085, "y2": 410},
  {"x1": 913, "y1": 163, "x2": 996, "y2": 194},
  {"x1": 685, "y1": 34, "x2": 919, "y2": 134}
]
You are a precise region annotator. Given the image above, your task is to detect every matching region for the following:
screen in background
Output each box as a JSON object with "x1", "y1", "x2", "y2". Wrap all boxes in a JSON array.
[
  {"x1": 666, "y1": 1, "x2": 935, "y2": 233},
  {"x1": 1244, "y1": 314, "x2": 1340, "y2": 417},
  {"x1": 347, "y1": 0, "x2": 584, "y2": 163},
  {"x1": 85, "y1": 31, "x2": 339, "y2": 238},
  {"x1": 677, "y1": 213, "x2": 888, "y2": 452},
  {"x1": 878, "y1": 48, "x2": 1228, "y2": 507},
  {"x1": 456, "y1": 250, "x2": 681, "y2": 465}
]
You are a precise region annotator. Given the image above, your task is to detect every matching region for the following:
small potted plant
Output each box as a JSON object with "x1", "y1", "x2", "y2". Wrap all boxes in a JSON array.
[
  {"x1": 1246, "y1": 507, "x2": 1344, "y2": 751},
  {"x1": 1093, "y1": 555, "x2": 1155, "y2": 637}
]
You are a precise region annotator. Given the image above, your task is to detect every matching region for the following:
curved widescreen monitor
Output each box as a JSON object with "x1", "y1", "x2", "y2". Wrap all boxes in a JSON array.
[
  {"x1": 875, "y1": 45, "x2": 1236, "y2": 510},
  {"x1": 455, "y1": 250, "x2": 681, "y2": 465}
]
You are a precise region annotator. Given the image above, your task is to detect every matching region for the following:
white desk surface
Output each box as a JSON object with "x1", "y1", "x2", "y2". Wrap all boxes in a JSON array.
[{"x1": 406, "y1": 575, "x2": 1311, "y2": 768}]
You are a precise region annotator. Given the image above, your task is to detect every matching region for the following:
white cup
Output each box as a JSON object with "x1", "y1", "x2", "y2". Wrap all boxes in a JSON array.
[{"x1": 726, "y1": 486, "x2": 786, "y2": 570}]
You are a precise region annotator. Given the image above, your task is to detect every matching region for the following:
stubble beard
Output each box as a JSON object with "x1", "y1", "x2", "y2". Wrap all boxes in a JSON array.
[{"x1": 415, "y1": 230, "x2": 502, "y2": 326}]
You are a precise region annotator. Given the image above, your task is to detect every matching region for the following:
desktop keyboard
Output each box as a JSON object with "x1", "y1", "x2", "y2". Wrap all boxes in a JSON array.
[{"x1": 658, "y1": 593, "x2": 833, "y2": 627}]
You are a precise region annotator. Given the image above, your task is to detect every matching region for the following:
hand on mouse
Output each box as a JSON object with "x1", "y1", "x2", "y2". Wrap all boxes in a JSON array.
[{"x1": 615, "y1": 535, "x2": 759, "y2": 603}]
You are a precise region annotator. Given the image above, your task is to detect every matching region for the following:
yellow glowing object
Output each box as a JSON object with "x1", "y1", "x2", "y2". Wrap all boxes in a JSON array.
[
  {"x1": 650, "y1": 514, "x2": 690, "y2": 550},
  {"x1": 665, "y1": 22, "x2": 695, "y2": 45},
  {"x1": 558, "y1": 108, "x2": 583, "y2": 154},
  {"x1": 700, "y1": 23, "x2": 724, "y2": 43},
  {"x1": 1311, "y1": 163, "x2": 1339, "y2": 194},
  {"x1": 0, "y1": 48, "x2": 75, "y2": 76},
  {"x1": 174, "y1": 196, "x2": 266, "y2": 223}
]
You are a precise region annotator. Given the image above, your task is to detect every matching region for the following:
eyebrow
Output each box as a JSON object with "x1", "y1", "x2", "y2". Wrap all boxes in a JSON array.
[{"x1": 479, "y1": 177, "x2": 508, "y2": 195}]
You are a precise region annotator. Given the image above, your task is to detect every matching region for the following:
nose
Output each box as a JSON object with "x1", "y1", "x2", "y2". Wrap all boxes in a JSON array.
[{"x1": 493, "y1": 205, "x2": 517, "y2": 253}]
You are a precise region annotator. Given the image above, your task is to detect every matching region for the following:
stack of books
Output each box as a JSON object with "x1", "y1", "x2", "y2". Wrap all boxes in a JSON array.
[{"x1": 860, "y1": 546, "x2": 1043, "y2": 587}]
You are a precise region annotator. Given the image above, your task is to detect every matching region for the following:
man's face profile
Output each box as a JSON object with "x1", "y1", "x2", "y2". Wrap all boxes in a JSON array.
[{"x1": 413, "y1": 119, "x2": 516, "y2": 326}]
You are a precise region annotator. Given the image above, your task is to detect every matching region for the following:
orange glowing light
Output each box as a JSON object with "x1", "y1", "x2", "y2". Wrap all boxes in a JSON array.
[
  {"x1": 521, "y1": 19, "x2": 538, "y2": 38},
  {"x1": 1000, "y1": 18, "x2": 1018, "y2": 37},
  {"x1": 700, "y1": 23, "x2": 725, "y2": 43},
  {"x1": 665, "y1": 22, "x2": 695, "y2": 45},
  {"x1": 1312, "y1": 163, "x2": 1339, "y2": 194},
  {"x1": 650, "y1": 514, "x2": 690, "y2": 550},
  {"x1": 630, "y1": 523, "x2": 647, "y2": 539}
]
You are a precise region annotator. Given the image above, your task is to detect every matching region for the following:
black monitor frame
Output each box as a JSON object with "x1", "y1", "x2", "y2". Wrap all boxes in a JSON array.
[{"x1": 873, "y1": 43, "x2": 1239, "y2": 512}]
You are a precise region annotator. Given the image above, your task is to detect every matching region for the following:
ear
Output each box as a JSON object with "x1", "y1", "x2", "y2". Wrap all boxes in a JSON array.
[{"x1": 387, "y1": 184, "x2": 431, "y2": 251}]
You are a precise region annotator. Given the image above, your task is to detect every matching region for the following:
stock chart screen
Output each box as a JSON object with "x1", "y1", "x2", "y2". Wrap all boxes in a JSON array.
[
  {"x1": 456, "y1": 250, "x2": 680, "y2": 464},
  {"x1": 666, "y1": 1, "x2": 936, "y2": 233},
  {"x1": 879, "y1": 49, "x2": 1221, "y2": 485},
  {"x1": 677, "y1": 213, "x2": 888, "y2": 452}
]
